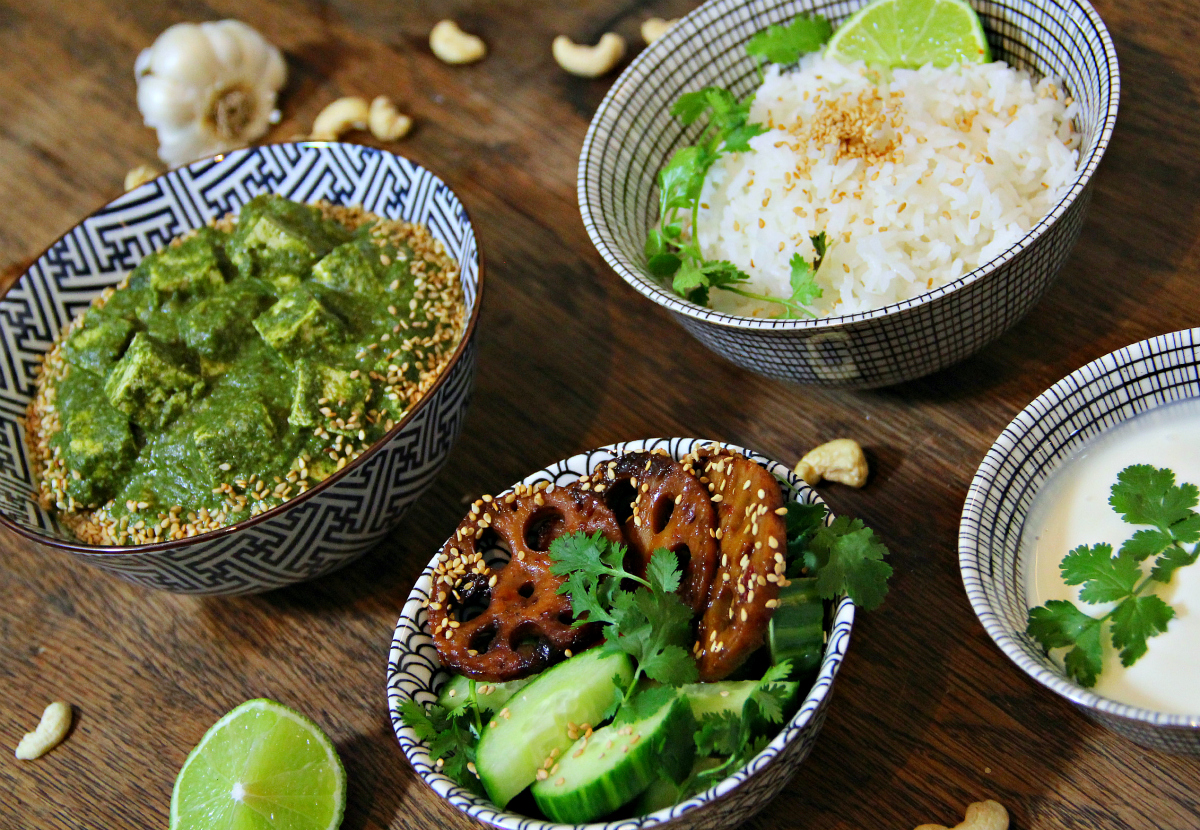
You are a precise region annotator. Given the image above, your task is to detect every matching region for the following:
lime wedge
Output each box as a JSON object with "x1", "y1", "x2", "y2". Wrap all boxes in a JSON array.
[
  {"x1": 825, "y1": 0, "x2": 991, "y2": 69},
  {"x1": 170, "y1": 699, "x2": 347, "y2": 830}
]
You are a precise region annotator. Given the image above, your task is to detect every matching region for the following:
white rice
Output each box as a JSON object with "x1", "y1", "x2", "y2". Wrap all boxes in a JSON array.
[{"x1": 694, "y1": 54, "x2": 1081, "y2": 317}]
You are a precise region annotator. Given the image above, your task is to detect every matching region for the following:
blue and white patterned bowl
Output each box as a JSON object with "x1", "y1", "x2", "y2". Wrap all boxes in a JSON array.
[
  {"x1": 0, "y1": 143, "x2": 482, "y2": 595},
  {"x1": 578, "y1": 0, "x2": 1119, "y2": 388},
  {"x1": 387, "y1": 437, "x2": 856, "y2": 830},
  {"x1": 960, "y1": 329, "x2": 1200, "y2": 754}
]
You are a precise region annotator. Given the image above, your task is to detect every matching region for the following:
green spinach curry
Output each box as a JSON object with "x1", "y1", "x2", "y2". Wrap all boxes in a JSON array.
[{"x1": 29, "y1": 195, "x2": 465, "y2": 546}]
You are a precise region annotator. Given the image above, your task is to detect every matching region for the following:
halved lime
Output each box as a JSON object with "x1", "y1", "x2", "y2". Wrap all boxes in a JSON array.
[
  {"x1": 170, "y1": 699, "x2": 347, "y2": 830},
  {"x1": 825, "y1": 0, "x2": 992, "y2": 69}
]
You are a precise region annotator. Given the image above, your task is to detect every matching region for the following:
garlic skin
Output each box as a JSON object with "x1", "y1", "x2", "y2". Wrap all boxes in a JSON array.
[{"x1": 135, "y1": 20, "x2": 286, "y2": 167}]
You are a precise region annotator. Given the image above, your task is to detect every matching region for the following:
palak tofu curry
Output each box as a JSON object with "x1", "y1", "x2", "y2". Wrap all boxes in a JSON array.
[{"x1": 28, "y1": 195, "x2": 466, "y2": 545}]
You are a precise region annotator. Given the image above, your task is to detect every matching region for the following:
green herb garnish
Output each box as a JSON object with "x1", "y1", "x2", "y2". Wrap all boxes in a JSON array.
[
  {"x1": 398, "y1": 698, "x2": 485, "y2": 795},
  {"x1": 549, "y1": 533, "x2": 699, "y2": 708},
  {"x1": 1026, "y1": 465, "x2": 1200, "y2": 687},
  {"x1": 677, "y1": 661, "x2": 795, "y2": 798},
  {"x1": 647, "y1": 16, "x2": 832, "y2": 317},
  {"x1": 746, "y1": 13, "x2": 834, "y2": 67}
]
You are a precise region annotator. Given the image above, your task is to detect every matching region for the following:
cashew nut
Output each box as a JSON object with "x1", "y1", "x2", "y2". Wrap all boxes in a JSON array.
[
  {"x1": 124, "y1": 164, "x2": 160, "y2": 191},
  {"x1": 641, "y1": 17, "x2": 679, "y2": 44},
  {"x1": 15, "y1": 701, "x2": 72, "y2": 760},
  {"x1": 794, "y1": 438, "x2": 869, "y2": 488},
  {"x1": 368, "y1": 96, "x2": 413, "y2": 141},
  {"x1": 552, "y1": 33, "x2": 626, "y2": 78},
  {"x1": 915, "y1": 800, "x2": 1009, "y2": 830},
  {"x1": 430, "y1": 20, "x2": 487, "y2": 64},
  {"x1": 311, "y1": 96, "x2": 370, "y2": 141}
]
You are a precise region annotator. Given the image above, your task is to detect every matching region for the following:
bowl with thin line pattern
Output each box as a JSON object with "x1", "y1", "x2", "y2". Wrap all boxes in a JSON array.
[{"x1": 578, "y1": 0, "x2": 1118, "y2": 388}]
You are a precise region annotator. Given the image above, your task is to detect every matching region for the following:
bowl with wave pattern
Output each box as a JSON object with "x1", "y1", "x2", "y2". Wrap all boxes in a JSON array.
[{"x1": 387, "y1": 436, "x2": 855, "y2": 830}]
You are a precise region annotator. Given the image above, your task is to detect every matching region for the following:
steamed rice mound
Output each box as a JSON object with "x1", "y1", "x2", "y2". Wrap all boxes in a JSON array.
[{"x1": 695, "y1": 54, "x2": 1081, "y2": 317}]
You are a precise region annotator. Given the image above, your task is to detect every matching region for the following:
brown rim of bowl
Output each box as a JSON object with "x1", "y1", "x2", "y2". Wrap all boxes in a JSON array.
[{"x1": 0, "y1": 142, "x2": 485, "y2": 556}]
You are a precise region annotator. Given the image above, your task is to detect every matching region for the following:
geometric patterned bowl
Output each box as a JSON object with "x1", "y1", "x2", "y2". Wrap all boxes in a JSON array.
[
  {"x1": 579, "y1": 0, "x2": 1119, "y2": 388},
  {"x1": 387, "y1": 437, "x2": 856, "y2": 830},
  {"x1": 0, "y1": 143, "x2": 482, "y2": 595},
  {"x1": 960, "y1": 329, "x2": 1200, "y2": 754}
]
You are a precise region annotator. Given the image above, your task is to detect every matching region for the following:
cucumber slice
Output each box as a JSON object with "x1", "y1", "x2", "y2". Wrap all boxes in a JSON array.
[
  {"x1": 435, "y1": 674, "x2": 529, "y2": 716},
  {"x1": 769, "y1": 577, "x2": 826, "y2": 673},
  {"x1": 681, "y1": 679, "x2": 798, "y2": 728},
  {"x1": 634, "y1": 757, "x2": 724, "y2": 815},
  {"x1": 475, "y1": 649, "x2": 633, "y2": 809},
  {"x1": 531, "y1": 691, "x2": 695, "y2": 823}
]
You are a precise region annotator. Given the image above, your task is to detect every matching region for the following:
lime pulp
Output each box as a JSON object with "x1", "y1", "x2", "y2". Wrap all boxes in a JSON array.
[
  {"x1": 170, "y1": 699, "x2": 347, "y2": 830},
  {"x1": 824, "y1": 0, "x2": 992, "y2": 69}
]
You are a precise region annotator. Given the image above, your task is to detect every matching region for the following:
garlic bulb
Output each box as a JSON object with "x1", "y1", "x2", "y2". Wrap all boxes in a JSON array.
[{"x1": 135, "y1": 20, "x2": 286, "y2": 167}]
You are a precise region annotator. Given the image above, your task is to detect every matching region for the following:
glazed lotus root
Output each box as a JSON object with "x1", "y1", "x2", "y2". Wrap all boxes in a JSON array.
[
  {"x1": 589, "y1": 450, "x2": 718, "y2": 613},
  {"x1": 428, "y1": 482, "x2": 625, "y2": 681},
  {"x1": 688, "y1": 447, "x2": 789, "y2": 681}
]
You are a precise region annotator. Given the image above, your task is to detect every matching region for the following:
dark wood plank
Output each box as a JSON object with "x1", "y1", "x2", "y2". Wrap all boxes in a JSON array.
[{"x1": 2, "y1": 1, "x2": 1198, "y2": 828}]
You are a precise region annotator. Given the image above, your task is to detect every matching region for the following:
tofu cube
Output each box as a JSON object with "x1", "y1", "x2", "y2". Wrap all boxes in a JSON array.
[
  {"x1": 50, "y1": 367, "x2": 136, "y2": 506},
  {"x1": 139, "y1": 227, "x2": 228, "y2": 300},
  {"x1": 180, "y1": 280, "x2": 276, "y2": 360},
  {"x1": 193, "y1": 394, "x2": 277, "y2": 479},
  {"x1": 228, "y1": 194, "x2": 350, "y2": 288},
  {"x1": 62, "y1": 309, "x2": 134, "y2": 376},
  {"x1": 288, "y1": 360, "x2": 371, "y2": 435},
  {"x1": 252, "y1": 286, "x2": 345, "y2": 365},
  {"x1": 104, "y1": 333, "x2": 204, "y2": 431}
]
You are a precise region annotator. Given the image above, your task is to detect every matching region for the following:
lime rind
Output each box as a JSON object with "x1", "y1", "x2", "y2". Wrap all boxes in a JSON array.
[
  {"x1": 170, "y1": 699, "x2": 347, "y2": 830},
  {"x1": 825, "y1": 0, "x2": 992, "y2": 69}
]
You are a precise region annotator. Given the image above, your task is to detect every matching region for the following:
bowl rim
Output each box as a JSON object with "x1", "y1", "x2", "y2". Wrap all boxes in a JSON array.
[
  {"x1": 0, "y1": 141, "x2": 485, "y2": 556},
  {"x1": 577, "y1": 0, "x2": 1121, "y2": 332},
  {"x1": 959, "y1": 328, "x2": 1200, "y2": 729},
  {"x1": 386, "y1": 437, "x2": 857, "y2": 829}
]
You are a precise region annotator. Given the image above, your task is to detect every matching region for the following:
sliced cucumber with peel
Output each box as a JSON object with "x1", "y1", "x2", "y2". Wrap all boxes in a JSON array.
[
  {"x1": 681, "y1": 679, "x2": 799, "y2": 730},
  {"x1": 769, "y1": 577, "x2": 826, "y2": 674},
  {"x1": 634, "y1": 756, "x2": 725, "y2": 814},
  {"x1": 475, "y1": 648, "x2": 633, "y2": 809},
  {"x1": 531, "y1": 690, "x2": 695, "y2": 823},
  {"x1": 436, "y1": 673, "x2": 529, "y2": 716}
]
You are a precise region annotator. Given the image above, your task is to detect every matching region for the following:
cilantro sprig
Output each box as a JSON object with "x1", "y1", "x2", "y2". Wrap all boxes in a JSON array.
[
  {"x1": 1026, "y1": 465, "x2": 1200, "y2": 687},
  {"x1": 646, "y1": 14, "x2": 833, "y2": 318},
  {"x1": 676, "y1": 661, "x2": 795, "y2": 799},
  {"x1": 398, "y1": 698, "x2": 485, "y2": 795},
  {"x1": 549, "y1": 532, "x2": 698, "y2": 709},
  {"x1": 783, "y1": 500, "x2": 893, "y2": 610}
]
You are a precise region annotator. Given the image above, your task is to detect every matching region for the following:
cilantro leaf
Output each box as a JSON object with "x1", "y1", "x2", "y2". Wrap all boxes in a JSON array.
[
  {"x1": 603, "y1": 551, "x2": 698, "y2": 690},
  {"x1": 1109, "y1": 464, "x2": 1199, "y2": 530},
  {"x1": 693, "y1": 711, "x2": 742, "y2": 758},
  {"x1": 1060, "y1": 543, "x2": 1141, "y2": 604},
  {"x1": 1110, "y1": 594, "x2": 1174, "y2": 666},
  {"x1": 784, "y1": 500, "x2": 827, "y2": 556},
  {"x1": 810, "y1": 231, "x2": 828, "y2": 266},
  {"x1": 1026, "y1": 600, "x2": 1104, "y2": 687},
  {"x1": 745, "y1": 13, "x2": 834, "y2": 65},
  {"x1": 749, "y1": 661, "x2": 794, "y2": 724},
  {"x1": 1151, "y1": 543, "x2": 1200, "y2": 583},
  {"x1": 550, "y1": 535, "x2": 698, "y2": 707},
  {"x1": 1119, "y1": 528, "x2": 1175, "y2": 562},
  {"x1": 614, "y1": 684, "x2": 677, "y2": 726},
  {"x1": 549, "y1": 530, "x2": 641, "y2": 626},
  {"x1": 804, "y1": 516, "x2": 892, "y2": 610},
  {"x1": 787, "y1": 253, "x2": 823, "y2": 311},
  {"x1": 398, "y1": 699, "x2": 484, "y2": 795}
]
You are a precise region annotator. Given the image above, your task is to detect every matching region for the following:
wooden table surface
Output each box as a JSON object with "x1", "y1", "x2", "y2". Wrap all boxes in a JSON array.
[{"x1": 2, "y1": 1, "x2": 1197, "y2": 828}]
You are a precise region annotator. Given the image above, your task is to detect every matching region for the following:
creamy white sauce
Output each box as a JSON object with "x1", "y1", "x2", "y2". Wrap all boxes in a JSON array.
[{"x1": 1022, "y1": 398, "x2": 1200, "y2": 715}]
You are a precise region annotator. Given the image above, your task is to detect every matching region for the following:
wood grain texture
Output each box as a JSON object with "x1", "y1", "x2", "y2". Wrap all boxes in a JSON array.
[{"x1": 1, "y1": 1, "x2": 1198, "y2": 828}]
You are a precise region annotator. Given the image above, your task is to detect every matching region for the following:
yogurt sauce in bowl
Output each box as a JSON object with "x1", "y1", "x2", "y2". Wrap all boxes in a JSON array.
[{"x1": 1022, "y1": 398, "x2": 1200, "y2": 715}]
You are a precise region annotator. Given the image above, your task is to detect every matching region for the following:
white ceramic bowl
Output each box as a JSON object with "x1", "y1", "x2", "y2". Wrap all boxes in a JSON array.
[
  {"x1": 579, "y1": 0, "x2": 1119, "y2": 388},
  {"x1": 387, "y1": 437, "x2": 856, "y2": 829},
  {"x1": 961, "y1": 329, "x2": 1200, "y2": 754}
]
